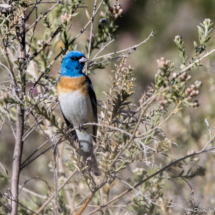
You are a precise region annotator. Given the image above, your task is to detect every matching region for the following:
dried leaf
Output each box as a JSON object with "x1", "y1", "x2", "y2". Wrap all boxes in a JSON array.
[
  {"x1": 85, "y1": 9, "x2": 91, "y2": 21},
  {"x1": 0, "y1": 4, "x2": 11, "y2": 8}
]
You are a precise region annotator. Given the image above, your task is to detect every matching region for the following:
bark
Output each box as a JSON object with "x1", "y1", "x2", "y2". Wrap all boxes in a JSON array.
[{"x1": 10, "y1": 12, "x2": 26, "y2": 215}]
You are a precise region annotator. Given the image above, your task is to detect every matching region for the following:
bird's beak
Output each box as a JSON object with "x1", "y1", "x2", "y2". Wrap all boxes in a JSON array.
[{"x1": 79, "y1": 56, "x2": 88, "y2": 63}]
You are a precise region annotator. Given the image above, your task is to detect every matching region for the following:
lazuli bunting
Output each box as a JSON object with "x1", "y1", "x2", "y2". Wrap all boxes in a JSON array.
[{"x1": 57, "y1": 51, "x2": 100, "y2": 176}]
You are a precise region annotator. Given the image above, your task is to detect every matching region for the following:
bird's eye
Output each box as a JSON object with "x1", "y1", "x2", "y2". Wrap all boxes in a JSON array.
[{"x1": 71, "y1": 57, "x2": 76, "y2": 61}]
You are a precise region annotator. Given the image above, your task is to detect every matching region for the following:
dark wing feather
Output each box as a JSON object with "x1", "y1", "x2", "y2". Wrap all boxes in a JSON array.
[{"x1": 86, "y1": 76, "x2": 97, "y2": 142}]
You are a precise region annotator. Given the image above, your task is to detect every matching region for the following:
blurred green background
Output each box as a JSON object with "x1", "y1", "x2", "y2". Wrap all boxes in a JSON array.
[{"x1": 1, "y1": 0, "x2": 215, "y2": 214}]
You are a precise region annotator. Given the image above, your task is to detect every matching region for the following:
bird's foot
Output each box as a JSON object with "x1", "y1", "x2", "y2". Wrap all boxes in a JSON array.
[
  {"x1": 79, "y1": 123, "x2": 87, "y2": 131},
  {"x1": 65, "y1": 124, "x2": 73, "y2": 133}
]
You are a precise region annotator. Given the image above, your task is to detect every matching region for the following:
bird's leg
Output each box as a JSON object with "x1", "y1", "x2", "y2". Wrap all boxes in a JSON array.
[
  {"x1": 79, "y1": 124, "x2": 84, "y2": 131},
  {"x1": 65, "y1": 124, "x2": 73, "y2": 134},
  {"x1": 79, "y1": 123, "x2": 87, "y2": 131}
]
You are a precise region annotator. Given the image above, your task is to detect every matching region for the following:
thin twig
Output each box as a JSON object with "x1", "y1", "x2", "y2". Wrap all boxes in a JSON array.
[
  {"x1": 18, "y1": 186, "x2": 46, "y2": 199},
  {"x1": 58, "y1": 142, "x2": 76, "y2": 213},
  {"x1": 0, "y1": 31, "x2": 17, "y2": 87},
  {"x1": 171, "y1": 48, "x2": 215, "y2": 81},
  {"x1": 87, "y1": 0, "x2": 98, "y2": 62},
  {"x1": 109, "y1": 94, "x2": 158, "y2": 169},
  {"x1": 9, "y1": 196, "x2": 37, "y2": 214},
  {"x1": 138, "y1": 100, "x2": 182, "y2": 138},
  {"x1": 91, "y1": 35, "x2": 118, "y2": 61},
  {"x1": 27, "y1": 0, "x2": 42, "y2": 53},
  {"x1": 76, "y1": 193, "x2": 94, "y2": 215},
  {"x1": 116, "y1": 176, "x2": 161, "y2": 207},
  {"x1": 28, "y1": 2, "x2": 62, "y2": 6},
  {"x1": 20, "y1": 146, "x2": 52, "y2": 170},
  {"x1": 88, "y1": 147, "x2": 215, "y2": 214},
  {"x1": 32, "y1": 0, "x2": 104, "y2": 90},
  {"x1": 200, "y1": 135, "x2": 215, "y2": 152},
  {"x1": 51, "y1": 135, "x2": 59, "y2": 215},
  {"x1": 27, "y1": 25, "x2": 62, "y2": 63},
  {"x1": 35, "y1": 168, "x2": 78, "y2": 214},
  {"x1": 10, "y1": 11, "x2": 26, "y2": 215},
  {"x1": 0, "y1": 161, "x2": 11, "y2": 178},
  {"x1": 20, "y1": 117, "x2": 157, "y2": 171},
  {"x1": 83, "y1": 122, "x2": 156, "y2": 152},
  {"x1": 19, "y1": 176, "x2": 51, "y2": 194},
  {"x1": 26, "y1": 1, "x2": 63, "y2": 32},
  {"x1": 93, "y1": 30, "x2": 155, "y2": 60},
  {"x1": 205, "y1": 118, "x2": 213, "y2": 148},
  {"x1": 69, "y1": 193, "x2": 92, "y2": 215},
  {"x1": 0, "y1": 200, "x2": 11, "y2": 213},
  {"x1": 21, "y1": 139, "x2": 49, "y2": 167},
  {"x1": 25, "y1": 0, "x2": 42, "y2": 22},
  {"x1": 5, "y1": 110, "x2": 16, "y2": 138}
]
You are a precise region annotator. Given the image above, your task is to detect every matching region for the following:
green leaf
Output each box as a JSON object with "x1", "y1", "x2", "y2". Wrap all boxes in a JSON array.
[
  {"x1": 204, "y1": 36, "x2": 211, "y2": 43},
  {"x1": 65, "y1": 3, "x2": 69, "y2": 12},
  {"x1": 187, "y1": 167, "x2": 192, "y2": 175},
  {"x1": 193, "y1": 41, "x2": 198, "y2": 48},
  {"x1": 179, "y1": 170, "x2": 184, "y2": 176},
  {"x1": 197, "y1": 25, "x2": 204, "y2": 35},
  {"x1": 72, "y1": 12, "x2": 79, "y2": 17},
  {"x1": 51, "y1": 114, "x2": 56, "y2": 124},
  {"x1": 206, "y1": 28, "x2": 213, "y2": 36}
]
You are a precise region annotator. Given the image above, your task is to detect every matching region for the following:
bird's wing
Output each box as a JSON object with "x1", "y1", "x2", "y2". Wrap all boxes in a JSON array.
[{"x1": 86, "y1": 76, "x2": 98, "y2": 142}]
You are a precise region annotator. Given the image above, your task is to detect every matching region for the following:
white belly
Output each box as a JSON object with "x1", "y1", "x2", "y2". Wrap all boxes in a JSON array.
[{"x1": 59, "y1": 90, "x2": 94, "y2": 152}]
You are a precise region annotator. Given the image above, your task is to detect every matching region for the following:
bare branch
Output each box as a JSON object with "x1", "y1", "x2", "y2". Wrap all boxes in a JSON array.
[
  {"x1": 93, "y1": 30, "x2": 155, "y2": 61},
  {"x1": 10, "y1": 11, "x2": 26, "y2": 215},
  {"x1": 26, "y1": 1, "x2": 63, "y2": 32},
  {"x1": 87, "y1": 0, "x2": 98, "y2": 60},
  {"x1": 19, "y1": 176, "x2": 52, "y2": 195},
  {"x1": 88, "y1": 147, "x2": 215, "y2": 214},
  {"x1": 36, "y1": 168, "x2": 78, "y2": 214},
  {"x1": 31, "y1": 0, "x2": 104, "y2": 90},
  {"x1": 27, "y1": 26, "x2": 62, "y2": 62},
  {"x1": 0, "y1": 31, "x2": 17, "y2": 87}
]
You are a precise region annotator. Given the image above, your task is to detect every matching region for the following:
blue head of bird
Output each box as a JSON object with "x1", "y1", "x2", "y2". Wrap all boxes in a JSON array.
[{"x1": 61, "y1": 51, "x2": 88, "y2": 77}]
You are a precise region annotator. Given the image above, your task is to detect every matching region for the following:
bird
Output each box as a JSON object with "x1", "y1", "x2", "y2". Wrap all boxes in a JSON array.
[{"x1": 57, "y1": 51, "x2": 100, "y2": 176}]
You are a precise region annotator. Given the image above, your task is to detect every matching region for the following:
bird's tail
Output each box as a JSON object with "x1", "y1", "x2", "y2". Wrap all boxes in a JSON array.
[
  {"x1": 89, "y1": 152, "x2": 101, "y2": 176},
  {"x1": 79, "y1": 144, "x2": 101, "y2": 176}
]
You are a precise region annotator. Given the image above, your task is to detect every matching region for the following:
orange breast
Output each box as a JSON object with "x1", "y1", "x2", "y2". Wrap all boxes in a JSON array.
[{"x1": 57, "y1": 76, "x2": 89, "y2": 96}]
